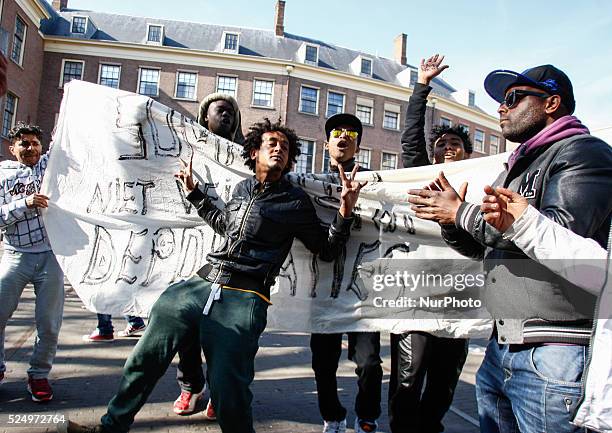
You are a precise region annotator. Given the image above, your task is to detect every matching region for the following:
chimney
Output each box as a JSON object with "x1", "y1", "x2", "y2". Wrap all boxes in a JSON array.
[
  {"x1": 52, "y1": 0, "x2": 68, "y2": 11},
  {"x1": 274, "y1": 0, "x2": 285, "y2": 37},
  {"x1": 394, "y1": 33, "x2": 407, "y2": 66}
]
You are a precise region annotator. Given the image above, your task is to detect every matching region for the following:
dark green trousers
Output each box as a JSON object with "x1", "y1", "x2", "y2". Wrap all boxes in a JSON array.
[{"x1": 101, "y1": 276, "x2": 268, "y2": 433}]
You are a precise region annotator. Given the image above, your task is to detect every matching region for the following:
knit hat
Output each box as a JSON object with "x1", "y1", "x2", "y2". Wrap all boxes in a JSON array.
[{"x1": 197, "y1": 93, "x2": 242, "y2": 142}]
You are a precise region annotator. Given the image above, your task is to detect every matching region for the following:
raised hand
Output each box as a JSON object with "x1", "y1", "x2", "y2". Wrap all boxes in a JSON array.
[
  {"x1": 418, "y1": 54, "x2": 449, "y2": 86},
  {"x1": 481, "y1": 186, "x2": 529, "y2": 232},
  {"x1": 174, "y1": 152, "x2": 197, "y2": 194},
  {"x1": 407, "y1": 171, "x2": 467, "y2": 225},
  {"x1": 26, "y1": 193, "x2": 49, "y2": 209},
  {"x1": 338, "y1": 164, "x2": 367, "y2": 218}
]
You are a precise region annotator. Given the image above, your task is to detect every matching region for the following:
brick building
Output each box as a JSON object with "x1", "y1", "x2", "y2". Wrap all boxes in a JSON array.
[{"x1": 1, "y1": 0, "x2": 505, "y2": 171}]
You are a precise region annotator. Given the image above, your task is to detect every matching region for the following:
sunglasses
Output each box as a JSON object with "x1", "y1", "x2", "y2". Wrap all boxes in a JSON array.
[
  {"x1": 330, "y1": 128, "x2": 359, "y2": 140},
  {"x1": 502, "y1": 89, "x2": 550, "y2": 109}
]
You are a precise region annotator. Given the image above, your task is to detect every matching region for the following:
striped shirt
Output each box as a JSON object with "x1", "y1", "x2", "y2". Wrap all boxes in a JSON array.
[{"x1": 0, "y1": 153, "x2": 51, "y2": 252}]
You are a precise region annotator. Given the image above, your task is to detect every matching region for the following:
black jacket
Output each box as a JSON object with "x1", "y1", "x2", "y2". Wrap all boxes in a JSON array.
[
  {"x1": 188, "y1": 175, "x2": 353, "y2": 299},
  {"x1": 443, "y1": 134, "x2": 612, "y2": 344},
  {"x1": 401, "y1": 83, "x2": 432, "y2": 168}
]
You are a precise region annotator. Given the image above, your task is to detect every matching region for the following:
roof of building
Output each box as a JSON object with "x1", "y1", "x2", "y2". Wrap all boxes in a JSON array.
[{"x1": 39, "y1": 7, "x2": 481, "y2": 105}]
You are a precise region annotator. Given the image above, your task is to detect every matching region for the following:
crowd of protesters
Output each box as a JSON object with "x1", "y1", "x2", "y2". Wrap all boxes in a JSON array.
[{"x1": 1, "y1": 47, "x2": 610, "y2": 433}]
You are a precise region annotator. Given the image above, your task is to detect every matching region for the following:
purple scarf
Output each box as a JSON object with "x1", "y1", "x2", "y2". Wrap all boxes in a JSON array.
[{"x1": 507, "y1": 115, "x2": 590, "y2": 170}]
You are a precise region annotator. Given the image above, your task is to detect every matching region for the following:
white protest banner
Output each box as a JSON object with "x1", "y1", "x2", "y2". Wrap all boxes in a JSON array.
[{"x1": 42, "y1": 81, "x2": 504, "y2": 337}]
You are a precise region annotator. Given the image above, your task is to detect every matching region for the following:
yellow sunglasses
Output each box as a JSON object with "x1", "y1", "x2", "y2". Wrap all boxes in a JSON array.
[{"x1": 330, "y1": 128, "x2": 359, "y2": 139}]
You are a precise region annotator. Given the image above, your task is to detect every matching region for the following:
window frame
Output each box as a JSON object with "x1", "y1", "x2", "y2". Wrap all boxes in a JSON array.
[
  {"x1": 216, "y1": 74, "x2": 238, "y2": 98},
  {"x1": 304, "y1": 44, "x2": 319, "y2": 65},
  {"x1": 295, "y1": 138, "x2": 317, "y2": 174},
  {"x1": 146, "y1": 23, "x2": 164, "y2": 45},
  {"x1": 474, "y1": 129, "x2": 485, "y2": 153},
  {"x1": 489, "y1": 134, "x2": 500, "y2": 155},
  {"x1": 59, "y1": 59, "x2": 85, "y2": 88},
  {"x1": 1, "y1": 92, "x2": 18, "y2": 139},
  {"x1": 11, "y1": 15, "x2": 27, "y2": 66},
  {"x1": 440, "y1": 116, "x2": 452, "y2": 127},
  {"x1": 97, "y1": 63, "x2": 122, "y2": 89},
  {"x1": 359, "y1": 56, "x2": 373, "y2": 77},
  {"x1": 222, "y1": 31, "x2": 240, "y2": 53},
  {"x1": 383, "y1": 110, "x2": 400, "y2": 131},
  {"x1": 355, "y1": 100, "x2": 374, "y2": 126},
  {"x1": 326, "y1": 90, "x2": 345, "y2": 118},
  {"x1": 251, "y1": 78, "x2": 275, "y2": 108},
  {"x1": 299, "y1": 85, "x2": 320, "y2": 115},
  {"x1": 137, "y1": 66, "x2": 161, "y2": 97},
  {"x1": 174, "y1": 69, "x2": 199, "y2": 101},
  {"x1": 355, "y1": 147, "x2": 371, "y2": 169},
  {"x1": 380, "y1": 151, "x2": 398, "y2": 170},
  {"x1": 71, "y1": 15, "x2": 88, "y2": 35}
]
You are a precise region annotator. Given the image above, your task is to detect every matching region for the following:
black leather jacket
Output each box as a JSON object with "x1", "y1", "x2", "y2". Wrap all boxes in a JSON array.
[{"x1": 188, "y1": 175, "x2": 353, "y2": 299}]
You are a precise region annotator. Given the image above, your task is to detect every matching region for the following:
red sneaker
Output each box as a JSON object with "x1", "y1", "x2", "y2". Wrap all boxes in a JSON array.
[
  {"x1": 27, "y1": 376, "x2": 53, "y2": 402},
  {"x1": 82, "y1": 330, "x2": 114, "y2": 342},
  {"x1": 205, "y1": 399, "x2": 216, "y2": 421},
  {"x1": 173, "y1": 390, "x2": 202, "y2": 415}
]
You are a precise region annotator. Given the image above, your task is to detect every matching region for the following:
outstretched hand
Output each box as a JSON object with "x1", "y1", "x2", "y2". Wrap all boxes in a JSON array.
[
  {"x1": 338, "y1": 164, "x2": 367, "y2": 218},
  {"x1": 481, "y1": 186, "x2": 529, "y2": 232},
  {"x1": 418, "y1": 54, "x2": 449, "y2": 86},
  {"x1": 174, "y1": 152, "x2": 198, "y2": 194},
  {"x1": 407, "y1": 171, "x2": 467, "y2": 225}
]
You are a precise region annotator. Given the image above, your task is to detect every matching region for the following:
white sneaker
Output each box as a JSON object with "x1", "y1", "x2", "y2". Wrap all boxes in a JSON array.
[
  {"x1": 323, "y1": 419, "x2": 347, "y2": 433},
  {"x1": 354, "y1": 418, "x2": 378, "y2": 433}
]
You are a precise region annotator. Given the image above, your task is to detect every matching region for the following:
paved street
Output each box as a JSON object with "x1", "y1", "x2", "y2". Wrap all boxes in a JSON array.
[{"x1": 1, "y1": 284, "x2": 484, "y2": 433}]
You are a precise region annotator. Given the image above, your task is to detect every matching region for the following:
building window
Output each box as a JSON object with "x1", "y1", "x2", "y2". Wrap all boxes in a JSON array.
[
  {"x1": 224, "y1": 32, "x2": 239, "y2": 52},
  {"x1": 326, "y1": 91, "x2": 344, "y2": 117},
  {"x1": 176, "y1": 71, "x2": 197, "y2": 100},
  {"x1": 61, "y1": 60, "x2": 84, "y2": 87},
  {"x1": 71, "y1": 16, "x2": 87, "y2": 34},
  {"x1": 381, "y1": 152, "x2": 397, "y2": 170},
  {"x1": 360, "y1": 58, "x2": 372, "y2": 76},
  {"x1": 138, "y1": 68, "x2": 160, "y2": 96},
  {"x1": 147, "y1": 24, "x2": 163, "y2": 43},
  {"x1": 11, "y1": 16, "x2": 26, "y2": 65},
  {"x1": 305, "y1": 45, "x2": 318, "y2": 64},
  {"x1": 383, "y1": 111, "x2": 399, "y2": 130},
  {"x1": 252, "y1": 79, "x2": 274, "y2": 107},
  {"x1": 356, "y1": 148, "x2": 371, "y2": 169},
  {"x1": 440, "y1": 117, "x2": 452, "y2": 127},
  {"x1": 299, "y1": 86, "x2": 318, "y2": 114},
  {"x1": 216, "y1": 75, "x2": 237, "y2": 97},
  {"x1": 322, "y1": 147, "x2": 330, "y2": 171},
  {"x1": 474, "y1": 129, "x2": 485, "y2": 153},
  {"x1": 98, "y1": 64, "x2": 121, "y2": 89},
  {"x1": 410, "y1": 69, "x2": 418, "y2": 87},
  {"x1": 296, "y1": 139, "x2": 315, "y2": 173},
  {"x1": 356, "y1": 104, "x2": 373, "y2": 125},
  {"x1": 469, "y1": 92, "x2": 476, "y2": 107},
  {"x1": 490, "y1": 135, "x2": 500, "y2": 154},
  {"x1": 1, "y1": 93, "x2": 17, "y2": 138},
  {"x1": 460, "y1": 123, "x2": 470, "y2": 135}
]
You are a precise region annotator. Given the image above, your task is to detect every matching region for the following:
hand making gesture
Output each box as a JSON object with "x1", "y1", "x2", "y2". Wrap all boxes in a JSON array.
[
  {"x1": 174, "y1": 152, "x2": 197, "y2": 194},
  {"x1": 481, "y1": 186, "x2": 529, "y2": 232},
  {"x1": 418, "y1": 54, "x2": 449, "y2": 86},
  {"x1": 338, "y1": 164, "x2": 367, "y2": 218},
  {"x1": 407, "y1": 171, "x2": 467, "y2": 225}
]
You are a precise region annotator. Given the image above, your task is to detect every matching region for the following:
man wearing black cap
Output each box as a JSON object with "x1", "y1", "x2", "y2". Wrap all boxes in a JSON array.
[
  {"x1": 310, "y1": 113, "x2": 383, "y2": 433},
  {"x1": 407, "y1": 64, "x2": 612, "y2": 433}
]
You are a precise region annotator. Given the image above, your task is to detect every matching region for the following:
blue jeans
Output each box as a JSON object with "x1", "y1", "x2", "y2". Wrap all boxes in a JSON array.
[
  {"x1": 96, "y1": 314, "x2": 145, "y2": 335},
  {"x1": 0, "y1": 250, "x2": 64, "y2": 378},
  {"x1": 476, "y1": 338, "x2": 586, "y2": 433}
]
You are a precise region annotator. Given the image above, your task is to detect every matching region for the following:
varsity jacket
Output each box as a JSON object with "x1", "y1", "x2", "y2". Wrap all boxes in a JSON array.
[
  {"x1": 188, "y1": 175, "x2": 353, "y2": 300},
  {"x1": 507, "y1": 206, "x2": 611, "y2": 432},
  {"x1": 0, "y1": 153, "x2": 51, "y2": 253},
  {"x1": 442, "y1": 134, "x2": 612, "y2": 344}
]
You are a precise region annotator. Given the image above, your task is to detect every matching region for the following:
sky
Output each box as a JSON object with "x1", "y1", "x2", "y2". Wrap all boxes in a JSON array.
[{"x1": 53, "y1": 0, "x2": 612, "y2": 133}]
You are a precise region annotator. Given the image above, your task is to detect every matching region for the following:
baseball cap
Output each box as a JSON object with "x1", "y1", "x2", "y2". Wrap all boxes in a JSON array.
[
  {"x1": 325, "y1": 113, "x2": 363, "y2": 146},
  {"x1": 484, "y1": 64, "x2": 575, "y2": 114}
]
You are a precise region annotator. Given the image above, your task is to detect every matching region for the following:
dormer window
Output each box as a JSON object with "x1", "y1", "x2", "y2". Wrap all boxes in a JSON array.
[
  {"x1": 305, "y1": 45, "x2": 318, "y2": 65},
  {"x1": 146, "y1": 24, "x2": 164, "y2": 45},
  {"x1": 71, "y1": 16, "x2": 87, "y2": 34},
  {"x1": 223, "y1": 32, "x2": 239, "y2": 53},
  {"x1": 360, "y1": 57, "x2": 372, "y2": 77}
]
